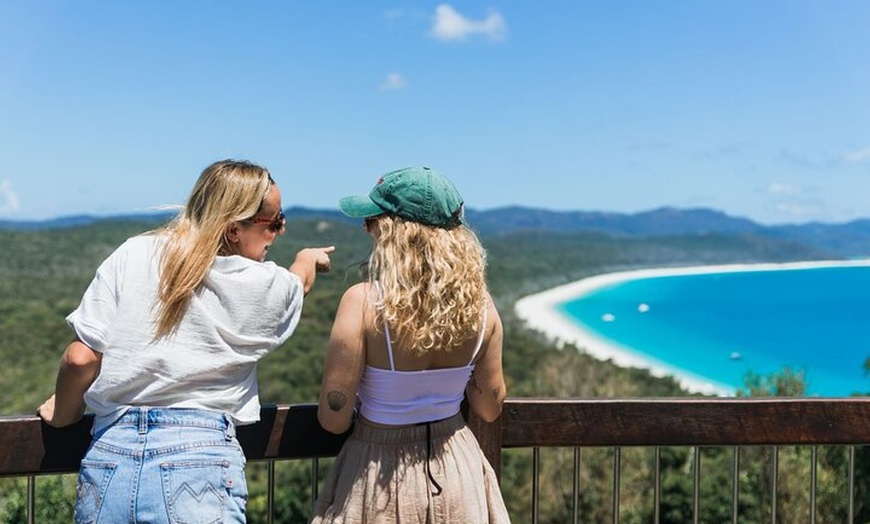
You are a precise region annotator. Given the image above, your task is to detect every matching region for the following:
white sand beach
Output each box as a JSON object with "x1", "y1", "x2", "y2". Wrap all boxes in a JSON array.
[{"x1": 514, "y1": 259, "x2": 870, "y2": 396}]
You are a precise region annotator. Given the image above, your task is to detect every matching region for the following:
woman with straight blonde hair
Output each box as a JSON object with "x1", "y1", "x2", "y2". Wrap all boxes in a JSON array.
[
  {"x1": 311, "y1": 166, "x2": 510, "y2": 523},
  {"x1": 38, "y1": 159, "x2": 334, "y2": 523}
]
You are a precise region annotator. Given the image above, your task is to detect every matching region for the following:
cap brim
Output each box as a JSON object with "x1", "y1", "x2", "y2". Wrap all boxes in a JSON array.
[{"x1": 338, "y1": 195, "x2": 384, "y2": 218}]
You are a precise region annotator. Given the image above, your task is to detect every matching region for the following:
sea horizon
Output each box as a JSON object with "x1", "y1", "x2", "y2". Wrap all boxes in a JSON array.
[{"x1": 515, "y1": 259, "x2": 870, "y2": 397}]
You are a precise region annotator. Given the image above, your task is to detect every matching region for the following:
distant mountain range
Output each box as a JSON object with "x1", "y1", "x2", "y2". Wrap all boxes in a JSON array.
[
  {"x1": 464, "y1": 206, "x2": 870, "y2": 258},
  {"x1": 4, "y1": 206, "x2": 870, "y2": 258}
]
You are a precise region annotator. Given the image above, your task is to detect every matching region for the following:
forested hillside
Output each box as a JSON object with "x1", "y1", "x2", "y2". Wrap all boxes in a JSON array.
[{"x1": 1, "y1": 216, "x2": 864, "y2": 523}]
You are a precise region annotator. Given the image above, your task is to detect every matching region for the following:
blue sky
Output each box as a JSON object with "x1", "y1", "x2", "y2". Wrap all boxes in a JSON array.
[{"x1": 2, "y1": 1, "x2": 869, "y2": 225}]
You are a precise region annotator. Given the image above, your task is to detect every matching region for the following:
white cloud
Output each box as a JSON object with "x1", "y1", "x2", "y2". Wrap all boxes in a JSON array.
[
  {"x1": 429, "y1": 4, "x2": 507, "y2": 42},
  {"x1": 766, "y1": 182, "x2": 803, "y2": 195},
  {"x1": 383, "y1": 8, "x2": 428, "y2": 24},
  {"x1": 384, "y1": 9, "x2": 405, "y2": 22},
  {"x1": 773, "y1": 200, "x2": 826, "y2": 220},
  {"x1": 761, "y1": 182, "x2": 830, "y2": 221},
  {"x1": 379, "y1": 72, "x2": 408, "y2": 91},
  {"x1": 844, "y1": 148, "x2": 870, "y2": 163},
  {"x1": 0, "y1": 180, "x2": 20, "y2": 213}
]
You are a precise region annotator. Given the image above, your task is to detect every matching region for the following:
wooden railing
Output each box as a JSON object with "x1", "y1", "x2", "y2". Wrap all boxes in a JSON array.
[
  {"x1": 2, "y1": 398, "x2": 870, "y2": 522},
  {"x1": 0, "y1": 403, "x2": 349, "y2": 479}
]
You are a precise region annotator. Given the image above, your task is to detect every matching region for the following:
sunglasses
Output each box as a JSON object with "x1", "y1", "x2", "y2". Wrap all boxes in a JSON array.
[
  {"x1": 363, "y1": 215, "x2": 385, "y2": 229},
  {"x1": 245, "y1": 211, "x2": 286, "y2": 232}
]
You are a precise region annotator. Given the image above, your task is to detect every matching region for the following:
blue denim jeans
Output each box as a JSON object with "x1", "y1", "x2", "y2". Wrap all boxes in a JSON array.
[{"x1": 74, "y1": 407, "x2": 248, "y2": 524}]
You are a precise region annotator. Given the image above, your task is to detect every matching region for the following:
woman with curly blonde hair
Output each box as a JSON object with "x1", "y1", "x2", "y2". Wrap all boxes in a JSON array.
[{"x1": 312, "y1": 166, "x2": 510, "y2": 523}]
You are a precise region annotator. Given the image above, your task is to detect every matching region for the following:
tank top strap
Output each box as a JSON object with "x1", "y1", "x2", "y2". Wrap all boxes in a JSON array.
[
  {"x1": 374, "y1": 281, "x2": 396, "y2": 371},
  {"x1": 467, "y1": 304, "x2": 488, "y2": 366}
]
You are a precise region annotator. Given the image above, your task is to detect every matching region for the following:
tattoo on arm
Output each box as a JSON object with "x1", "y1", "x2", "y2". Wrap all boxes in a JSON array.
[
  {"x1": 467, "y1": 377, "x2": 483, "y2": 395},
  {"x1": 327, "y1": 391, "x2": 347, "y2": 412}
]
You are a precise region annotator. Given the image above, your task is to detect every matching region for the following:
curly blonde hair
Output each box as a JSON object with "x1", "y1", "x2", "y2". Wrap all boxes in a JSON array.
[
  {"x1": 153, "y1": 159, "x2": 273, "y2": 339},
  {"x1": 368, "y1": 215, "x2": 488, "y2": 354}
]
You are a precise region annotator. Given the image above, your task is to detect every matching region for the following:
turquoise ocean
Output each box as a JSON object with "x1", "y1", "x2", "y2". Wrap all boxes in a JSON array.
[{"x1": 557, "y1": 264, "x2": 870, "y2": 396}]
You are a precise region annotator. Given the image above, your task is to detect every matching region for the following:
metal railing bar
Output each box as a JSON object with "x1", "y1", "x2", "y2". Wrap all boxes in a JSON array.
[
  {"x1": 771, "y1": 445, "x2": 779, "y2": 524},
  {"x1": 267, "y1": 460, "x2": 275, "y2": 524},
  {"x1": 810, "y1": 445, "x2": 817, "y2": 524},
  {"x1": 848, "y1": 446, "x2": 855, "y2": 523},
  {"x1": 532, "y1": 447, "x2": 540, "y2": 524},
  {"x1": 732, "y1": 446, "x2": 739, "y2": 524},
  {"x1": 654, "y1": 447, "x2": 661, "y2": 524},
  {"x1": 613, "y1": 447, "x2": 621, "y2": 524},
  {"x1": 692, "y1": 446, "x2": 700, "y2": 524},
  {"x1": 27, "y1": 474, "x2": 35, "y2": 524},
  {"x1": 573, "y1": 447, "x2": 580, "y2": 524}
]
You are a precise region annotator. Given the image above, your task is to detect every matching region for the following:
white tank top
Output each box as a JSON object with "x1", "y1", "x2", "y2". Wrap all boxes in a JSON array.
[{"x1": 357, "y1": 283, "x2": 487, "y2": 425}]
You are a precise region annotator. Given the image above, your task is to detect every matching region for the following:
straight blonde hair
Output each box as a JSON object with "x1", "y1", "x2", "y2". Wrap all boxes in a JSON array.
[
  {"x1": 153, "y1": 159, "x2": 273, "y2": 339},
  {"x1": 368, "y1": 216, "x2": 488, "y2": 354}
]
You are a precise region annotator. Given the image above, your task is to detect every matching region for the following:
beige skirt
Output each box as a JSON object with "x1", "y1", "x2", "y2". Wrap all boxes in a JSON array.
[{"x1": 309, "y1": 413, "x2": 511, "y2": 523}]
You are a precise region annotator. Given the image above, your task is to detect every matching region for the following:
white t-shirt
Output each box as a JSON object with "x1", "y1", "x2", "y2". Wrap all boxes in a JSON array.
[{"x1": 68, "y1": 233, "x2": 304, "y2": 433}]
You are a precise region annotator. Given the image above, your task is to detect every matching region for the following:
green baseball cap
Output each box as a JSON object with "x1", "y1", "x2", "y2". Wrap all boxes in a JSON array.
[{"x1": 339, "y1": 166, "x2": 464, "y2": 228}]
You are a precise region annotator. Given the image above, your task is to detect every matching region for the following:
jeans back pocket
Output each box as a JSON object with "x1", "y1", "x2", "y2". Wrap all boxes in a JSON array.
[
  {"x1": 160, "y1": 459, "x2": 229, "y2": 524},
  {"x1": 75, "y1": 461, "x2": 117, "y2": 524}
]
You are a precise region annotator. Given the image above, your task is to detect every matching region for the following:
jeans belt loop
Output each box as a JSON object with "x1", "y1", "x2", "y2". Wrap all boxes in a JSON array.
[
  {"x1": 224, "y1": 414, "x2": 234, "y2": 441},
  {"x1": 138, "y1": 407, "x2": 148, "y2": 435}
]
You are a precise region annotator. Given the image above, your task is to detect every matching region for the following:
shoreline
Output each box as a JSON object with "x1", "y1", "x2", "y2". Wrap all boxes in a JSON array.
[{"x1": 514, "y1": 259, "x2": 870, "y2": 396}]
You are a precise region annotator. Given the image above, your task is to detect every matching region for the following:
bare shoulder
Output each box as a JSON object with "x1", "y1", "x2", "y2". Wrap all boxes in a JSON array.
[
  {"x1": 485, "y1": 293, "x2": 503, "y2": 331},
  {"x1": 336, "y1": 282, "x2": 377, "y2": 317},
  {"x1": 342, "y1": 282, "x2": 373, "y2": 303}
]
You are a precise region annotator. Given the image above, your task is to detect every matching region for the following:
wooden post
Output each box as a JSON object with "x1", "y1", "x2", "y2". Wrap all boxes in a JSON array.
[{"x1": 467, "y1": 409, "x2": 504, "y2": 480}]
